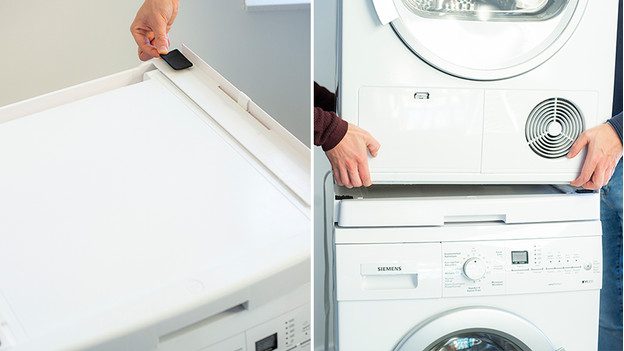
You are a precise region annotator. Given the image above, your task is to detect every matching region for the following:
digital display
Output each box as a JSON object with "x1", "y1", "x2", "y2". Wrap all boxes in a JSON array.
[
  {"x1": 512, "y1": 251, "x2": 529, "y2": 265},
  {"x1": 255, "y1": 333, "x2": 278, "y2": 351}
]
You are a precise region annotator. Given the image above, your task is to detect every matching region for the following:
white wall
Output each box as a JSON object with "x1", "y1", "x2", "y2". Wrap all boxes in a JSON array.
[
  {"x1": 0, "y1": 0, "x2": 143, "y2": 106},
  {"x1": 0, "y1": 0, "x2": 310, "y2": 145},
  {"x1": 313, "y1": 0, "x2": 337, "y2": 349},
  {"x1": 169, "y1": 0, "x2": 310, "y2": 144}
]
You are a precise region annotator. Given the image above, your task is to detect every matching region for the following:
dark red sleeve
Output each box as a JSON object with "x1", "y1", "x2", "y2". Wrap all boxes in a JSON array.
[
  {"x1": 314, "y1": 82, "x2": 336, "y2": 112},
  {"x1": 314, "y1": 108, "x2": 348, "y2": 151},
  {"x1": 314, "y1": 82, "x2": 348, "y2": 151}
]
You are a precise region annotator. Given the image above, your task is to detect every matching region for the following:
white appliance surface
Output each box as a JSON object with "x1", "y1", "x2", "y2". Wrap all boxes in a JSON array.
[
  {"x1": 339, "y1": 0, "x2": 619, "y2": 183},
  {"x1": 0, "y1": 47, "x2": 310, "y2": 351},
  {"x1": 333, "y1": 185, "x2": 602, "y2": 351}
]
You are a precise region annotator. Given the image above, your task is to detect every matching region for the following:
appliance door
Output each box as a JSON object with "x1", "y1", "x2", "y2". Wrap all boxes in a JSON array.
[
  {"x1": 376, "y1": 0, "x2": 587, "y2": 80},
  {"x1": 393, "y1": 307, "x2": 557, "y2": 351}
]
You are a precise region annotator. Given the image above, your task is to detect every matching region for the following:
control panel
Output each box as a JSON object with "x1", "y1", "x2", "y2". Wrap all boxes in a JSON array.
[
  {"x1": 168, "y1": 304, "x2": 310, "y2": 351},
  {"x1": 246, "y1": 304, "x2": 310, "y2": 351},
  {"x1": 442, "y1": 236, "x2": 601, "y2": 297}
]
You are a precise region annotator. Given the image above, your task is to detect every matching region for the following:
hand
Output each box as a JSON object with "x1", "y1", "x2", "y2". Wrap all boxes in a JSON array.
[
  {"x1": 568, "y1": 123, "x2": 623, "y2": 189},
  {"x1": 325, "y1": 123, "x2": 381, "y2": 188},
  {"x1": 130, "y1": 0, "x2": 179, "y2": 61}
]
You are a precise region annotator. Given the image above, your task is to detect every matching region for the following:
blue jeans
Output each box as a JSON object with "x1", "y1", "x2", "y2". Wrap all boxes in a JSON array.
[{"x1": 599, "y1": 159, "x2": 623, "y2": 351}]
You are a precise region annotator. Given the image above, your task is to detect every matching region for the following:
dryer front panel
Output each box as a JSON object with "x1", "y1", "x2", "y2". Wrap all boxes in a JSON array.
[{"x1": 358, "y1": 86, "x2": 598, "y2": 183}]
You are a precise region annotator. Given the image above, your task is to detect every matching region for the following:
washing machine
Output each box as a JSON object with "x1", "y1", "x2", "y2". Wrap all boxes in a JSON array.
[
  {"x1": 338, "y1": 0, "x2": 620, "y2": 183},
  {"x1": 333, "y1": 184, "x2": 602, "y2": 351},
  {"x1": 0, "y1": 47, "x2": 310, "y2": 351}
]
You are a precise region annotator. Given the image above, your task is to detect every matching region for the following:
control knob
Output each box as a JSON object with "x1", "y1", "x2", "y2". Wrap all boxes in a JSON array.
[{"x1": 463, "y1": 257, "x2": 486, "y2": 281}]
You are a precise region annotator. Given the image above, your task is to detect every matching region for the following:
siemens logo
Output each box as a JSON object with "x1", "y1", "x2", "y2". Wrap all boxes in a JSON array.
[{"x1": 377, "y1": 266, "x2": 402, "y2": 272}]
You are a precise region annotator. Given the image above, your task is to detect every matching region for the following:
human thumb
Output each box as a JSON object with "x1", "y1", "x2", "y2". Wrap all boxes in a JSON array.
[
  {"x1": 367, "y1": 136, "x2": 381, "y2": 158},
  {"x1": 153, "y1": 28, "x2": 169, "y2": 55}
]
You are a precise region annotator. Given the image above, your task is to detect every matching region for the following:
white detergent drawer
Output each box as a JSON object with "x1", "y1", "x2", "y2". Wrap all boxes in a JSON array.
[{"x1": 335, "y1": 243, "x2": 443, "y2": 301}]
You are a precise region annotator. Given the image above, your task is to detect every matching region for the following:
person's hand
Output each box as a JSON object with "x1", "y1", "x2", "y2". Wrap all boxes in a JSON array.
[
  {"x1": 325, "y1": 123, "x2": 381, "y2": 188},
  {"x1": 568, "y1": 123, "x2": 623, "y2": 189},
  {"x1": 130, "y1": 0, "x2": 179, "y2": 61}
]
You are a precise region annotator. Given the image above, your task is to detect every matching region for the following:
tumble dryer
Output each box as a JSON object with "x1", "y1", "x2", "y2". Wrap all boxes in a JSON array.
[
  {"x1": 0, "y1": 47, "x2": 310, "y2": 351},
  {"x1": 333, "y1": 185, "x2": 602, "y2": 351},
  {"x1": 338, "y1": 0, "x2": 620, "y2": 183}
]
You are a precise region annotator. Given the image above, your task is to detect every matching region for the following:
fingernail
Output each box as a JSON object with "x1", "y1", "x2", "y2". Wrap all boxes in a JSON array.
[{"x1": 158, "y1": 46, "x2": 168, "y2": 54}]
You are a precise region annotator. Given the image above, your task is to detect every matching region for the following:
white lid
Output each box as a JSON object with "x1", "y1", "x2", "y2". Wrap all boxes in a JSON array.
[{"x1": 0, "y1": 49, "x2": 309, "y2": 350}]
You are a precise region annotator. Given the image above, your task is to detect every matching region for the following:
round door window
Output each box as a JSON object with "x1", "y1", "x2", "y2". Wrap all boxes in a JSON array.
[
  {"x1": 425, "y1": 330, "x2": 529, "y2": 351},
  {"x1": 393, "y1": 307, "x2": 557, "y2": 351},
  {"x1": 389, "y1": 0, "x2": 587, "y2": 80}
]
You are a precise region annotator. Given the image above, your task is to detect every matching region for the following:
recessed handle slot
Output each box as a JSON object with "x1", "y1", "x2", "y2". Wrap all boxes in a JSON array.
[
  {"x1": 360, "y1": 263, "x2": 419, "y2": 290},
  {"x1": 362, "y1": 274, "x2": 419, "y2": 290},
  {"x1": 444, "y1": 214, "x2": 507, "y2": 224},
  {"x1": 159, "y1": 301, "x2": 249, "y2": 344}
]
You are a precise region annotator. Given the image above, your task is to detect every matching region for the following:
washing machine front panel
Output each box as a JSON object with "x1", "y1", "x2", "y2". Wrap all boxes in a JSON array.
[{"x1": 388, "y1": 0, "x2": 587, "y2": 80}]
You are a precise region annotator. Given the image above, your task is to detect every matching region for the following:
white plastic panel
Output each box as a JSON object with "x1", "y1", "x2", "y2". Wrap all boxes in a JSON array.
[
  {"x1": 0, "y1": 73, "x2": 309, "y2": 350},
  {"x1": 482, "y1": 89, "x2": 598, "y2": 173},
  {"x1": 200, "y1": 334, "x2": 246, "y2": 351},
  {"x1": 336, "y1": 191, "x2": 600, "y2": 227},
  {"x1": 154, "y1": 47, "x2": 310, "y2": 207},
  {"x1": 335, "y1": 220, "x2": 602, "y2": 245},
  {"x1": 359, "y1": 87, "x2": 483, "y2": 175}
]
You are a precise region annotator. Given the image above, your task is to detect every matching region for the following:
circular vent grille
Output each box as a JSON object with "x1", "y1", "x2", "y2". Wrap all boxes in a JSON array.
[{"x1": 525, "y1": 98, "x2": 584, "y2": 159}]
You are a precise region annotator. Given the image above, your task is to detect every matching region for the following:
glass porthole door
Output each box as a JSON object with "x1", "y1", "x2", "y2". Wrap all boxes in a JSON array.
[
  {"x1": 381, "y1": 0, "x2": 588, "y2": 80},
  {"x1": 393, "y1": 307, "x2": 561, "y2": 351}
]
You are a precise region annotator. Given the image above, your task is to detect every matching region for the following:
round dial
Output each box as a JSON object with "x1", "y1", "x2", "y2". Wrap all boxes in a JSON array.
[{"x1": 463, "y1": 257, "x2": 487, "y2": 281}]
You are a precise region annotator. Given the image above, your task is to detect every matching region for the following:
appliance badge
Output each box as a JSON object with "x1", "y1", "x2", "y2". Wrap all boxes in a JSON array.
[
  {"x1": 378, "y1": 266, "x2": 402, "y2": 272},
  {"x1": 582, "y1": 279, "x2": 594, "y2": 284}
]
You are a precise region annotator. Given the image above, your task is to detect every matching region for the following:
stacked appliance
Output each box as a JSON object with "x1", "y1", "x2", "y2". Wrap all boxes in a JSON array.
[
  {"x1": 332, "y1": 0, "x2": 619, "y2": 350},
  {"x1": 0, "y1": 47, "x2": 310, "y2": 351}
]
